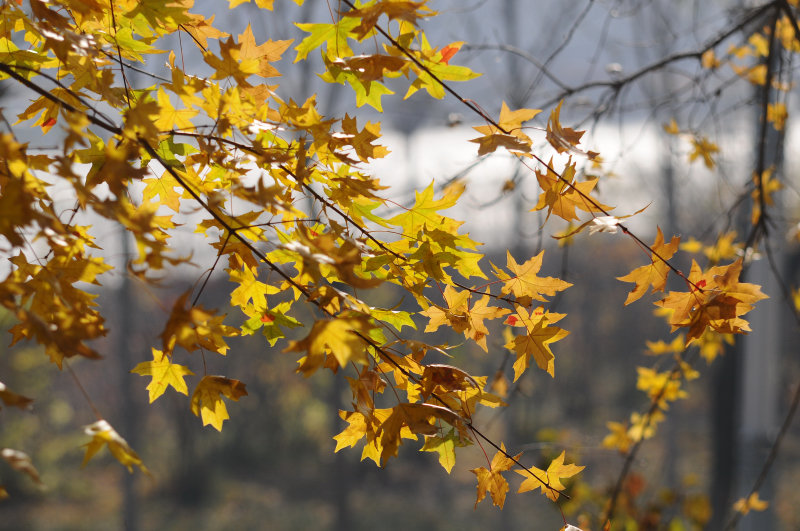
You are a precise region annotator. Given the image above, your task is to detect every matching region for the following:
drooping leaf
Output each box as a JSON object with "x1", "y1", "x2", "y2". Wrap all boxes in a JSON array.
[
  {"x1": 0, "y1": 381, "x2": 33, "y2": 410},
  {"x1": 1, "y1": 448, "x2": 43, "y2": 486},
  {"x1": 471, "y1": 444, "x2": 520, "y2": 509},
  {"x1": 190, "y1": 375, "x2": 248, "y2": 431},
  {"x1": 82, "y1": 420, "x2": 149, "y2": 474}
]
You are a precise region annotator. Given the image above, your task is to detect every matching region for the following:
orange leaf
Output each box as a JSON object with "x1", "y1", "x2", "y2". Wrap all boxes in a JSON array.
[
  {"x1": 516, "y1": 450, "x2": 584, "y2": 501},
  {"x1": 471, "y1": 444, "x2": 521, "y2": 509},
  {"x1": 617, "y1": 227, "x2": 680, "y2": 305}
]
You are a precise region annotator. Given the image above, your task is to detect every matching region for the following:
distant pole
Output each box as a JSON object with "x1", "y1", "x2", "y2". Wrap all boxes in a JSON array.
[
  {"x1": 735, "y1": 57, "x2": 783, "y2": 531},
  {"x1": 117, "y1": 225, "x2": 139, "y2": 531}
]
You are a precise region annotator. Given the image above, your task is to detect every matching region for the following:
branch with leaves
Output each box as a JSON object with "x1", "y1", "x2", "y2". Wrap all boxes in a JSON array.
[{"x1": 0, "y1": 1, "x2": 797, "y2": 529}]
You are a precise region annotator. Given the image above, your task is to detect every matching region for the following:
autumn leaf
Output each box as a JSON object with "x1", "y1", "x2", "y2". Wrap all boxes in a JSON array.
[
  {"x1": 471, "y1": 444, "x2": 521, "y2": 509},
  {"x1": 701, "y1": 49, "x2": 721, "y2": 69},
  {"x1": 294, "y1": 18, "x2": 360, "y2": 62},
  {"x1": 617, "y1": 227, "x2": 680, "y2": 305},
  {"x1": 494, "y1": 250, "x2": 572, "y2": 305},
  {"x1": 751, "y1": 167, "x2": 782, "y2": 225},
  {"x1": 602, "y1": 421, "x2": 633, "y2": 454},
  {"x1": 229, "y1": 0, "x2": 275, "y2": 9},
  {"x1": 663, "y1": 118, "x2": 680, "y2": 135},
  {"x1": 767, "y1": 102, "x2": 787, "y2": 131},
  {"x1": 471, "y1": 101, "x2": 540, "y2": 155},
  {"x1": 0, "y1": 381, "x2": 33, "y2": 410},
  {"x1": 154, "y1": 87, "x2": 198, "y2": 131},
  {"x1": 378, "y1": 403, "x2": 462, "y2": 463},
  {"x1": 503, "y1": 307, "x2": 569, "y2": 379},
  {"x1": 734, "y1": 492, "x2": 769, "y2": 514},
  {"x1": 204, "y1": 36, "x2": 260, "y2": 86},
  {"x1": 657, "y1": 259, "x2": 768, "y2": 343},
  {"x1": 636, "y1": 367, "x2": 687, "y2": 409},
  {"x1": 237, "y1": 24, "x2": 292, "y2": 78},
  {"x1": 1, "y1": 448, "x2": 43, "y2": 486},
  {"x1": 141, "y1": 170, "x2": 184, "y2": 212},
  {"x1": 689, "y1": 136, "x2": 719, "y2": 169},
  {"x1": 533, "y1": 159, "x2": 610, "y2": 222},
  {"x1": 439, "y1": 41, "x2": 463, "y2": 64},
  {"x1": 284, "y1": 316, "x2": 375, "y2": 374},
  {"x1": 83, "y1": 420, "x2": 149, "y2": 474},
  {"x1": 421, "y1": 428, "x2": 466, "y2": 473},
  {"x1": 160, "y1": 292, "x2": 239, "y2": 355},
  {"x1": 190, "y1": 375, "x2": 248, "y2": 431},
  {"x1": 388, "y1": 180, "x2": 465, "y2": 237},
  {"x1": 516, "y1": 450, "x2": 584, "y2": 501},
  {"x1": 421, "y1": 286, "x2": 508, "y2": 351},
  {"x1": 131, "y1": 348, "x2": 194, "y2": 403},
  {"x1": 342, "y1": 0, "x2": 435, "y2": 40},
  {"x1": 680, "y1": 231, "x2": 741, "y2": 264},
  {"x1": 546, "y1": 101, "x2": 585, "y2": 154}
]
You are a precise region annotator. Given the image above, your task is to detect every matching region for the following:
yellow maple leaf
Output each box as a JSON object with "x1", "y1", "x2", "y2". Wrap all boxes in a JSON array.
[
  {"x1": 154, "y1": 86, "x2": 198, "y2": 131},
  {"x1": 284, "y1": 316, "x2": 375, "y2": 374},
  {"x1": 533, "y1": 160, "x2": 610, "y2": 222},
  {"x1": 131, "y1": 348, "x2": 194, "y2": 403},
  {"x1": 503, "y1": 307, "x2": 569, "y2": 379},
  {"x1": 636, "y1": 367, "x2": 687, "y2": 409},
  {"x1": 229, "y1": 0, "x2": 275, "y2": 8},
  {"x1": 421, "y1": 284, "x2": 470, "y2": 333},
  {"x1": 602, "y1": 421, "x2": 633, "y2": 454},
  {"x1": 751, "y1": 167, "x2": 782, "y2": 225},
  {"x1": 657, "y1": 259, "x2": 767, "y2": 343},
  {"x1": 689, "y1": 136, "x2": 719, "y2": 169},
  {"x1": 733, "y1": 492, "x2": 769, "y2": 514},
  {"x1": 160, "y1": 292, "x2": 239, "y2": 355},
  {"x1": 334, "y1": 409, "x2": 373, "y2": 453},
  {"x1": 496, "y1": 250, "x2": 572, "y2": 304},
  {"x1": 471, "y1": 444, "x2": 520, "y2": 509},
  {"x1": 516, "y1": 450, "x2": 584, "y2": 501},
  {"x1": 767, "y1": 102, "x2": 787, "y2": 131},
  {"x1": 190, "y1": 375, "x2": 248, "y2": 431},
  {"x1": 471, "y1": 101, "x2": 540, "y2": 155},
  {"x1": 180, "y1": 15, "x2": 229, "y2": 49},
  {"x1": 141, "y1": 171, "x2": 183, "y2": 212},
  {"x1": 237, "y1": 24, "x2": 292, "y2": 78},
  {"x1": 680, "y1": 231, "x2": 741, "y2": 264},
  {"x1": 617, "y1": 227, "x2": 680, "y2": 305},
  {"x1": 378, "y1": 403, "x2": 461, "y2": 463},
  {"x1": 463, "y1": 295, "x2": 509, "y2": 351},
  {"x1": 731, "y1": 63, "x2": 766, "y2": 85},
  {"x1": 83, "y1": 420, "x2": 149, "y2": 474},
  {"x1": 203, "y1": 36, "x2": 260, "y2": 86},
  {"x1": 663, "y1": 118, "x2": 680, "y2": 135},
  {"x1": 701, "y1": 49, "x2": 720, "y2": 70},
  {"x1": 421, "y1": 287, "x2": 508, "y2": 351},
  {"x1": 421, "y1": 430, "x2": 463, "y2": 473}
]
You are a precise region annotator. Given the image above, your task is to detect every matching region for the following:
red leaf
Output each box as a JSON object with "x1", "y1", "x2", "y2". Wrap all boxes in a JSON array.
[{"x1": 440, "y1": 42, "x2": 463, "y2": 65}]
